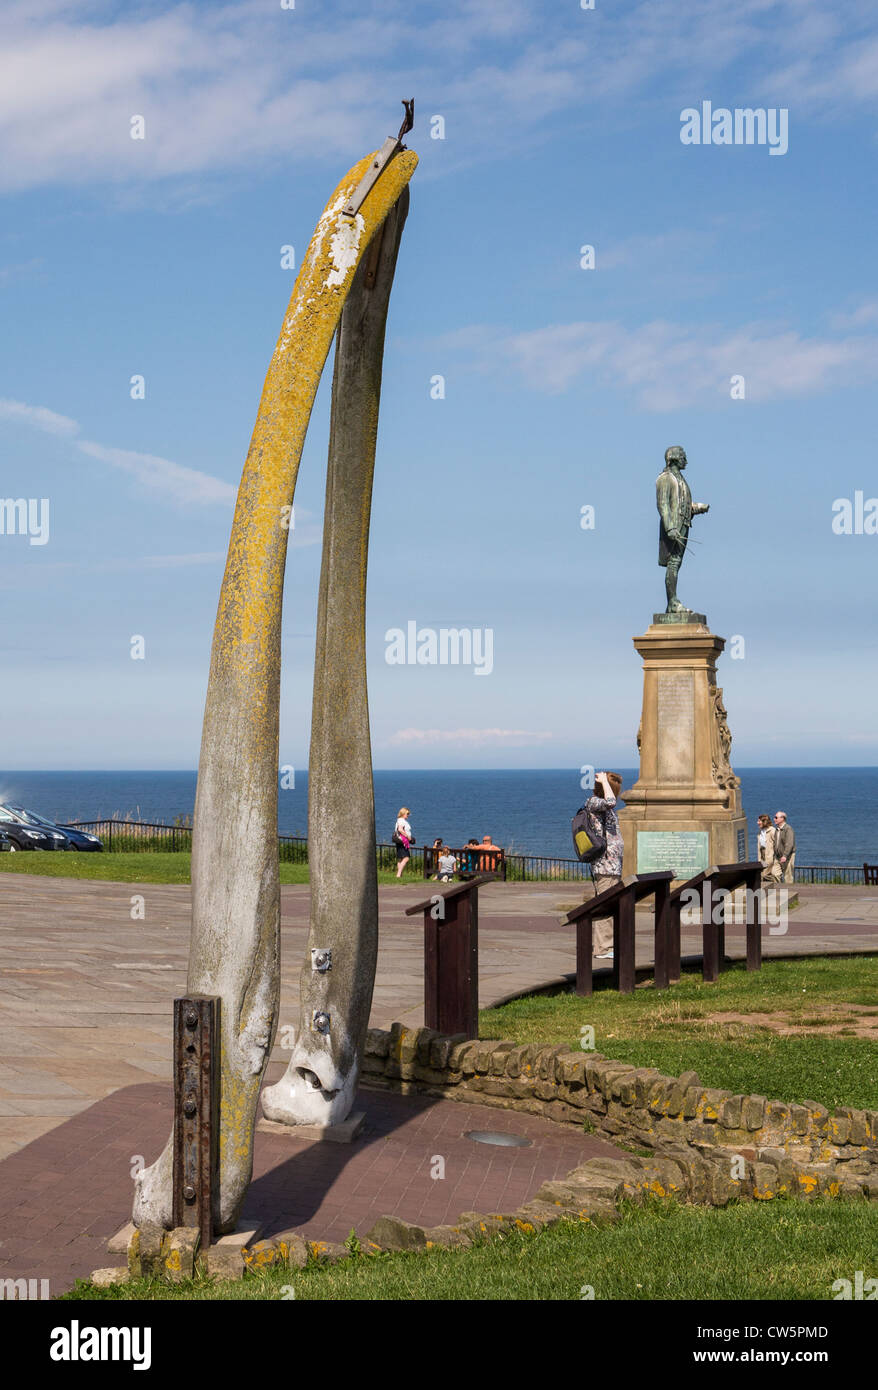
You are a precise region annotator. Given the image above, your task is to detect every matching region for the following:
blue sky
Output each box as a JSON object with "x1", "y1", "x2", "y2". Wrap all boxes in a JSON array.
[{"x1": 1, "y1": 0, "x2": 877, "y2": 771}]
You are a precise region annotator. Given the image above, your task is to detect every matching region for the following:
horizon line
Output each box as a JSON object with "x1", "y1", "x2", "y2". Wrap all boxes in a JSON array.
[{"x1": 2, "y1": 766, "x2": 877, "y2": 775}]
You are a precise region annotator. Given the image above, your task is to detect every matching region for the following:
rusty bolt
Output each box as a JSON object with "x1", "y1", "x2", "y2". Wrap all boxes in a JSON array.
[
  {"x1": 183, "y1": 1184, "x2": 196, "y2": 1201},
  {"x1": 185, "y1": 1009, "x2": 198, "y2": 1028},
  {"x1": 183, "y1": 1097, "x2": 197, "y2": 1117}
]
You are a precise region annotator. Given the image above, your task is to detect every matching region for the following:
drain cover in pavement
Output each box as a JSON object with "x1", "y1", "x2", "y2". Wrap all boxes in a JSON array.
[{"x1": 464, "y1": 1130, "x2": 533, "y2": 1148}]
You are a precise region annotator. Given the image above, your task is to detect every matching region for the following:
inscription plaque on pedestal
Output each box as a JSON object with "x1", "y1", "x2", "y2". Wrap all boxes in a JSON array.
[
  {"x1": 637, "y1": 830, "x2": 709, "y2": 877},
  {"x1": 657, "y1": 670, "x2": 694, "y2": 781}
]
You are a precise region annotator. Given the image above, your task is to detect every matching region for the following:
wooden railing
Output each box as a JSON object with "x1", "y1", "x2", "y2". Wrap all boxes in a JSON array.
[{"x1": 563, "y1": 861, "x2": 766, "y2": 995}]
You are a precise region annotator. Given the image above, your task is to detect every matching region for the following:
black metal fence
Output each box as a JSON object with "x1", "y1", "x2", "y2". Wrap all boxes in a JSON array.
[
  {"x1": 64, "y1": 821, "x2": 874, "y2": 885},
  {"x1": 65, "y1": 821, "x2": 423, "y2": 872},
  {"x1": 68, "y1": 819, "x2": 194, "y2": 853},
  {"x1": 504, "y1": 853, "x2": 591, "y2": 882},
  {"x1": 793, "y1": 864, "x2": 867, "y2": 885},
  {"x1": 66, "y1": 821, "x2": 592, "y2": 878}
]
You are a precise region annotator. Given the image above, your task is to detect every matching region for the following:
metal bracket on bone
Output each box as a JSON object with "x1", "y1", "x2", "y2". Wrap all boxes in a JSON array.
[
  {"x1": 312, "y1": 1011, "x2": 331, "y2": 1034},
  {"x1": 172, "y1": 995, "x2": 218, "y2": 1251},
  {"x1": 342, "y1": 99, "x2": 414, "y2": 218},
  {"x1": 311, "y1": 948, "x2": 332, "y2": 973}
]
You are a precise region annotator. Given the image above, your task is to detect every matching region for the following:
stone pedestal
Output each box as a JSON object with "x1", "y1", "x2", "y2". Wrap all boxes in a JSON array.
[{"x1": 618, "y1": 621, "x2": 746, "y2": 878}]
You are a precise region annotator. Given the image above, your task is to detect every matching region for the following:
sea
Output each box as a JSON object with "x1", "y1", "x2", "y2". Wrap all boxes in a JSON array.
[{"x1": 0, "y1": 768, "x2": 874, "y2": 867}]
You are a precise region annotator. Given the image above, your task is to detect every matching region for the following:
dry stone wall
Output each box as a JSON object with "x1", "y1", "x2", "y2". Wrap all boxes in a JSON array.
[{"x1": 362, "y1": 1023, "x2": 878, "y2": 1203}]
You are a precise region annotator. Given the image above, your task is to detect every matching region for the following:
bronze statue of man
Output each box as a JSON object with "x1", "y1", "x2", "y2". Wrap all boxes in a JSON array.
[{"x1": 656, "y1": 446, "x2": 709, "y2": 615}]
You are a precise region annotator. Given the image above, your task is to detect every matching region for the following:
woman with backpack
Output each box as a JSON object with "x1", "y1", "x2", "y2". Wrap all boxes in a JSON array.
[
  {"x1": 584, "y1": 772, "x2": 624, "y2": 960},
  {"x1": 393, "y1": 807, "x2": 413, "y2": 879}
]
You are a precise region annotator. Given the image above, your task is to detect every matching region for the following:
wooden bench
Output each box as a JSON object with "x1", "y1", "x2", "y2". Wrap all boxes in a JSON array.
[{"x1": 423, "y1": 846, "x2": 506, "y2": 881}]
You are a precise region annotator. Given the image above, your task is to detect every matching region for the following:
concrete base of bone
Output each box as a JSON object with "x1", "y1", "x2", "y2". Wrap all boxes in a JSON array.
[
  {"x1": 261, "y1": 1046, "x2": 359, "y2": 1127},
  {"x1": 257, "y1": 1111, "x2": 365, "y2": 1143}
]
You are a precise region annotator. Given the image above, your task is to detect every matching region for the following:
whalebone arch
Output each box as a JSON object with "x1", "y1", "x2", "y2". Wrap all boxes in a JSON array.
[{"x1": 133, "y1": 130, "x2": 417, "y2": 1236}]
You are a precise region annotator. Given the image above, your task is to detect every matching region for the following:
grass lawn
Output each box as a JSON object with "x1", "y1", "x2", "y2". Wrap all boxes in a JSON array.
[
  {"x1": 64, "y1": 1196, "x2": 874, "y2": 1301},
  {"x1": 0, "y1": 851, "x2": 417, "y2": 887},
  {"x1": 480, "y1": 956, "x2": 878, "y2": 1111}
]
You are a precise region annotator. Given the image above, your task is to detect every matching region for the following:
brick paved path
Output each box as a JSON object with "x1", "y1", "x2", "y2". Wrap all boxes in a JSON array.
[
  {"x1": 0, "y1": 1078, "x2": 626, "y2": 1295},
  {"x1": 0, "y1": 874, "x2": 875, "y2": 1161}
]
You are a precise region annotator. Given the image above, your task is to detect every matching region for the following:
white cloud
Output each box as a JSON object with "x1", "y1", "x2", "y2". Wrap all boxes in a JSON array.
[
  {"x1": 830, "y1": 299, "x2": 878, "y2": 330},
  {"x1": 4, "y1": 0, "x2": 878, "y2": 192},
  {"x1": 0, "y1": 396, "x2": 235, "y2": 505},
  {"x1": 0, "y1": 6, "x2": 373, "y2": 190},
  {"x1": 77, "y1": 440, "x2": 235, "y2": 506},
  {"x1": 0, "y1": 395, "x2": 333, "y2": 528},
  {"x1": 0, "y1": 2, "x2": 551, "y2": 192},
  {"x1": 0, "y1": 397, "x2": 79, "y2": 436},
  {"x1": 442, "y1": 316, "x2": 878, "y2": 409}
]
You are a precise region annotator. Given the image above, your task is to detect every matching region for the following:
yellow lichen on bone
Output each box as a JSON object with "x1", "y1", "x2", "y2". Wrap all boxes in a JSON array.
[{"x1": 213, "y1": 148, "x2": 418, "y2": 688}]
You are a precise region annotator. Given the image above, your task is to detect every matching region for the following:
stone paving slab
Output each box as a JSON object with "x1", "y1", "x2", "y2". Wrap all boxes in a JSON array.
[
  {"x1": 0, "y1": 874, "x2": 874, "y2": 1160},
  {"x1": 0, "y1": 1079, "x2": 626, "y2": 1295}
]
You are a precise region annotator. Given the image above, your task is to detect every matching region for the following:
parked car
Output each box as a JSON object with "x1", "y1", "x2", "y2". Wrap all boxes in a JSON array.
[
  {"x1": 55, "y1": 820, "x2": 104, "y2": 851},
  {"x1": 4, "y1": 806, "x2": 103, "y2": 851},
  {"x1": 0, "y1": 807, "x2": 55, "y2": 850},
  {"x1": 0, "y1": 830, "x2": 12, "y2": 852},
  {"x1": 2, "y1": 805, "x2": 75, "y2": 850}
]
